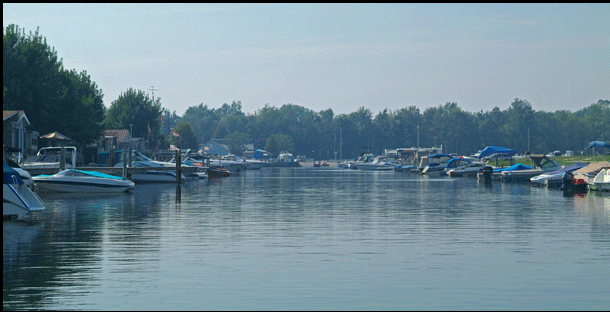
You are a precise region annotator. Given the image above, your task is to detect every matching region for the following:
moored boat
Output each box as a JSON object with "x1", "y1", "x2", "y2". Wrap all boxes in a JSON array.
[
  {"x1": 33, "y1": 169, "x2": 135, "y2": 192},
  {"x1": 530, "y1": 163, "x2": 589, "y2": 187},
  {"x1": 4, "y1": 162, "x2": 45, "y2": 219},
  {"x1": 591, "y1": 167, "x2": 610, "y2": 191},
  {"x1": 130, "y1": 170, "x2": 186, "y2": 183}
]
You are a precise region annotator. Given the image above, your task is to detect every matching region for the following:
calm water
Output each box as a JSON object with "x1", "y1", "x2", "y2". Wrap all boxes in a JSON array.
[{"x1": 4, "y1": 168, "x2": 610, "y2": 310}]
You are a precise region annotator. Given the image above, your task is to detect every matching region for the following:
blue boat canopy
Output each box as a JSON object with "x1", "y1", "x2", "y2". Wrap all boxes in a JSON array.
[
  {"x1": 428, "y1": 153, "x2": 453, "y2": 159},
  {"x1": 3, "y1": 161, "x2": 24, "y2": 185},
  {"x1": 493, "y1": 163, "x2": 533, "y2": 172},
  {"x1": 478, "y1": 146, "x2": 518, "y2": 160},
  {"x1": 586, "y1": 141, "x2": 610, "y2": 149},
  {"x1": 544, "y1": 163, "x2": 589, "y2": 175}
]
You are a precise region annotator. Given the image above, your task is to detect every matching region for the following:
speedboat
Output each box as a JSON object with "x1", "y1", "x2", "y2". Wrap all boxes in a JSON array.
[
  {"x1": 4, "y1": 161, "x2": 45, "y2": 219},
  {"x1": 355, "y1": 155, "x2": 400, "y2": 171},
  {"x1": 442, "y1": 157, "x2": 473, "y2": 176},
  {"x1": 130, "y1": 170, "x2": 186, "y2": 183},
  {"x1": 244, "y1": 149, "x2": 271, "y2": 170},
  {"x1": 22, "y1": 146, "x2": 78, "y2": 170},
  {"x1": 421, "y1": 154, "x2": 454, "y2": 176},
  {"x1": 501, "y1": 155, "x2": 561, "y2": 182},
  {"x1": 447, "y1": 162, "x2": 486, "y2": 178},
  {"x1": 591, "y1": 167, "x2": 610, "y2": 191},
  {"x1": 4, "y1": 147, "x2": 35, "y2": 191},
  {"x1": 33, "y1": 169, "x2": 135, "y2": 193},
  {"x1": 530, "y1": 163, "x2": 589, "y2": 187}
]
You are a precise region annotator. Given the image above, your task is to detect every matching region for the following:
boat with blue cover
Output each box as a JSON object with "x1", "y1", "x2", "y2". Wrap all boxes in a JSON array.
[{"x1": 33, "y1": 169, "x2": 135, "y2": 193}]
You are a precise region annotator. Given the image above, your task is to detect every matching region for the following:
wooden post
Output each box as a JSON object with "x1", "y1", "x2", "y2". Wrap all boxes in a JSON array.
[
  {"x1": 175, "y1": 149, "x2": 181, "y2": 183},
  {"x1": 110, "y1": 149, "x2": 114, "y2": 167},
  {"x1": 123, "y1": 149, "x2": 127, "y2": 178},
  {"x1": 60, "y1": 147, "x2": 66, "y2": 170}
]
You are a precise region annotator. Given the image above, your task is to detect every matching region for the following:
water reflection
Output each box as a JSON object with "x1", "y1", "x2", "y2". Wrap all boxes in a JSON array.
[{"x1": 4, "y1": 169, "x2": 609, "y2": 310}]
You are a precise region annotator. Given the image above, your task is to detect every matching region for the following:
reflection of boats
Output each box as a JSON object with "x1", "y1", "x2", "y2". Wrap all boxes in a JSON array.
[
  {"x1": 502, "y1": 155, "x2": 561, "y2": 182},
  {"x1": 22, "y1": 146, "x2": 77, "y2": 170},
  {"x1": 130, "y1": 170, "x2": 186, "y2": 183},
  {"x1": 530, "y1": 163, "x2": 588, "y2": 187},
  {"x1": 591, "y1": 167, "x2": 610, "y2": 191},
  {"x1": 4, "y1": 162, "x2": 45, "y2": 219},
  {"x1": 33, "y1": 169, "x2": 135, "y2": 193}
]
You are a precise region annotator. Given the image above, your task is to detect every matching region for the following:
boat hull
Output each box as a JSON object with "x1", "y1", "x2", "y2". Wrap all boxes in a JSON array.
[
  {"x1": 592, "y1": 168, "x2": 610, "y2": 191},
  {"x1": 3, "y1": 184, "x2": 45, "y2": 219},
  {"x1": 34, "y1": 177, "x2": 134, "y2": 193},
  {"x1": 130, "y1": 171, "x2": 185, "y2": 183}
]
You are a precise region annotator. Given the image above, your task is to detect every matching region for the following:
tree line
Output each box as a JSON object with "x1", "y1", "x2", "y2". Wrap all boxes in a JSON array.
[{"x1": 4, "y1": 24, "x2": 609, "y2": 160}]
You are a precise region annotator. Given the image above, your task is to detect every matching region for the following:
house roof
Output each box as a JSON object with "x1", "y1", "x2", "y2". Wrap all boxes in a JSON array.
[
  {"x1": 3, "y1": 110, "x2": 30, "y2": 125},
  {"x1": 103, "y1": 130, "x2": 131, "y2": 143},
  {"x1": 40, "y1": 132, "x2": 72, "y2": 141}
]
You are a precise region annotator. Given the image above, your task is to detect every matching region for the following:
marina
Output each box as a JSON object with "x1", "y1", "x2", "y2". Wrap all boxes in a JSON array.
[{"x1": 3, "y1": 167, "x2": 609, "y2": 310}]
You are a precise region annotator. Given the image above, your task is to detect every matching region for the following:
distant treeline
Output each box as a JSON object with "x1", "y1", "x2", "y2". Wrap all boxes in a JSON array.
[
  {"x1": 4, "y1": 24, "x2": 609, "y2": 159},
  {"x1": 166, "y1": 99, "x2": 609, "y2": 158}
]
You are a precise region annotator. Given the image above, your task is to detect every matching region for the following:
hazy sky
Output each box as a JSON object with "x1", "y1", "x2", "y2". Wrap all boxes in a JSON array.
[{"x1": 4, "y1": 3, "x2": 609, "y2": 116}]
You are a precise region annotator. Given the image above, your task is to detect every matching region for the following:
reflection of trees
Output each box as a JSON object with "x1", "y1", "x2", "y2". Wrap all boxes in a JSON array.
[{"x1": 3, "y1": 194, "x2": 132, "y2": 310}]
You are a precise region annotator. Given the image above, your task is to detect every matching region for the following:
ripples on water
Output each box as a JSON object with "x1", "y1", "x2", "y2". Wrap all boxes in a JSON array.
[{"x1": 4, "y1": 168, "x2": 610, "y2": 310}]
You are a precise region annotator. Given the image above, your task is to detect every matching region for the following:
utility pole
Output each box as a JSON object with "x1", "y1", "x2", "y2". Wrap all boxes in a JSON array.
[
  {"x1": 340, "y1": 127, "x2": 343, "y2": 161},
  {"x1": 417, "y1": 125, "x2": 420, "y2": 149},
  {"x1": 149, "y1": 86, "x2": 159, "y2": 102}
]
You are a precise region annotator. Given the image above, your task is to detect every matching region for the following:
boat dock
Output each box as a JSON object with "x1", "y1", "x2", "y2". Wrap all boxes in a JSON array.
[{"x1": 26, "y1": 166, "x2": 200, "y2": 179}]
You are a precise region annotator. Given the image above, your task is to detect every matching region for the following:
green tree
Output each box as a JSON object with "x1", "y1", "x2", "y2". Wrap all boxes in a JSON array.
[
  {"x1": 104, "y1": 88, "x2": 163, "y2": 148},
  {"x1": 171, "y1": 122, "x2": 198, "y2": 150},
  {"x1": 265, "y1": 133, "x2": 294, "y2": 156},
  {"x1": 225, "y1": 131, "x2": 249, "y2": 155},
  {"x1": 3, "y1": 24, "x2": 105, "y2": 146}
]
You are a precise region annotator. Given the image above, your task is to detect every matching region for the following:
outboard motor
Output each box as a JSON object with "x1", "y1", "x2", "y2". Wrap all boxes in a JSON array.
[{"x1": 481, "y1": 165, "x2": 493, "y2": 183}]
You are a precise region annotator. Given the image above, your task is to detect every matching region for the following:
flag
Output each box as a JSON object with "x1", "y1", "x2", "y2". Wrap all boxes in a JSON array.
[
  {"x1": 148, "y1": 123, "x2": 151, "y2": 134},
  {"x1": 172, "y1": 130, "x2": 181, "y2": 138},
  {"x1": 159, "y1": 116, "x2": 165, "y2": 124}
]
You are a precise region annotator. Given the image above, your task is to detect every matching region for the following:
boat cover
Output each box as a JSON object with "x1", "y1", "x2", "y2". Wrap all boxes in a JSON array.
[
  {"x1": 71, "y1": 169, "x2": 126, "y2": 180},
  {"x1": 493, "y1": 163, "x2": 533, "y2": 172},
  {"x1": 3, "y1": 161, "x2": 24, "y2": 185},
  {"x1": 478, "y1": 146, "x2": 518, "y2": 160},
  {"x1": 445, "y1": 157, "x2": 472, "y2": 168},
  {"x1": 428, "y1": 153, "x2": 453, "y2": 159},
  {"x1": 586, "y1": 141, "x2": 610, "y2": 149},
  {"x1": 543, "y1": 163, "x2": 589, "y2": 176}
]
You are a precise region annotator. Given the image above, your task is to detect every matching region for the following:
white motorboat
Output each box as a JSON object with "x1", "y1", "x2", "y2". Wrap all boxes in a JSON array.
[
  {"x1": 355, "y1": 155, "x2": 400, "y2": 171},
  {"x1": 421, "y1": 154, "x2": 454, "y2": 176},
  {"x1": 447, "y1": 162, "x2": 486, "y2": 177},
  {"x1": 591, "y1": 168, "x2": 610, "y2": 191},
  {"x1": 22, "y1": 146, "x2": 78, "y2": 170},
  {"x1": 115, "y1": 150, "x2": 177, "y2": 168},
  {"x1": 130, "y1": 170, "x2": 186, "y2": 183},
  {"x1": 212, "y1": 154, "x2": 247, "y2": 173},
  {"x1": 4, "y1": 161, "x2": 45, "y2": 219},
  {"x1": 3, "y1": 148, "x2": 35, "y2": 191},
  {"x1": 442, "y1": 157, "x2": 474, "y2": 176},
  {"x1": 33, "y1": 169, "x2": 135, "y2": 193},
  {"x1": 502, "y1": 155, "x2": 561, "y2": 182},
  {"x1": 245, "y1": 149, "x2": 271, "y2": 170},
  {"x1": 530, "y1": 163, "x2": 589, "y2": 187}
]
